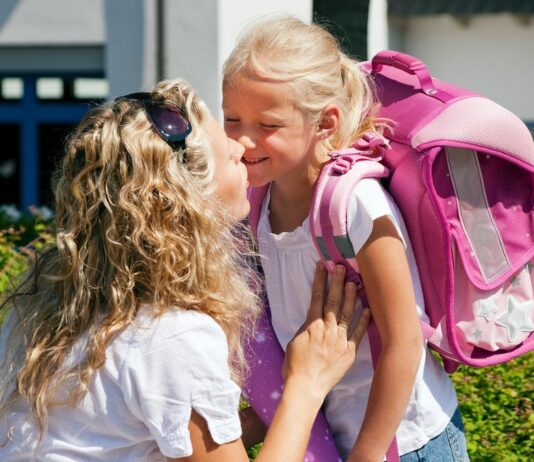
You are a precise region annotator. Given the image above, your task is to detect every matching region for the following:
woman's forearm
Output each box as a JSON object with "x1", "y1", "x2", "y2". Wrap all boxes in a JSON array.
[{"x1": 254, "y1": 377, "x2": 325, "y2": 462}]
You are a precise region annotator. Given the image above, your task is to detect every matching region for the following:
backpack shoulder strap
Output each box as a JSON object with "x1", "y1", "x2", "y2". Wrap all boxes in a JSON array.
[
  {"x1": 310, "y1": 132, "x2": 390, "y2": 283},
  {"x1": 247, "y1": 184, "x2": 270, "y2": 240},
  {"x1": 311, "y1": 132, "x2": 400, "y2": 462}
]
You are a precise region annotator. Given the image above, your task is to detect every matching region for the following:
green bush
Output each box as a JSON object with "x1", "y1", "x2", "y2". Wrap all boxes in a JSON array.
[
  {"x1": 0, "y1": 205, "x2": 55, "y2": 316},
  {"x1": 452, "y1": 355, "x2": 534, "y2": 461}
]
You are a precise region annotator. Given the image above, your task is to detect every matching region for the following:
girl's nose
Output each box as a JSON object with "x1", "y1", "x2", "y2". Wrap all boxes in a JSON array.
[{"x1": 238, "y1": 134, "x2": 256, "y2": 150}]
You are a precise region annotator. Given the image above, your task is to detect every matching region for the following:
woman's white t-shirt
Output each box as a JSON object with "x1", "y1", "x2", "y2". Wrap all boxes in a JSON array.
[
  {"x1": 0, "y1": 309, "x2": 242, "y2": 461},
  {"x1": 258, "y1": 179, "x2": 458, "y2": 459}
]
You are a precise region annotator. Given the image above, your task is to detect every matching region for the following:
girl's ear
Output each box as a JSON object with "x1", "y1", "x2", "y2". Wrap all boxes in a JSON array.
[{"x1": 316, "y1": 104, "x2": 340, "y2": 140}]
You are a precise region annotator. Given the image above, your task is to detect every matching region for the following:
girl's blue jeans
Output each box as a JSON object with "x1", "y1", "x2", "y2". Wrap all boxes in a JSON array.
[{"x1": 400, "y1": 407, "x2": 470, "y2": 462}]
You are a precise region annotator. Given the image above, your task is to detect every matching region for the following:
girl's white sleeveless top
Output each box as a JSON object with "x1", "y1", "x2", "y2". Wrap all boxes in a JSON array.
[{"x1": 258, "y1": 179, "x2": 458, "y2": 459}]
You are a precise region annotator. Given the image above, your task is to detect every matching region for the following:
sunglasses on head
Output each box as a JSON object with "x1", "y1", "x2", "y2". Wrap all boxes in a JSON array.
[{"x1": 118, "y1": 92, "x2": 192, "y2": 152}]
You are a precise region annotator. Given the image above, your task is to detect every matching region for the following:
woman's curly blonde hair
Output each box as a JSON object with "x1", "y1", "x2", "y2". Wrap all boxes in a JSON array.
[{"x1": 0, "y1": 78, "x2": 260, "y2": 434}]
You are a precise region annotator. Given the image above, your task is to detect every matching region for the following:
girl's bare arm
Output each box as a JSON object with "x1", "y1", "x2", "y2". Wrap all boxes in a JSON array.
[{"x1": 347, "y1": 216, "x2": 423, "y2": 462}]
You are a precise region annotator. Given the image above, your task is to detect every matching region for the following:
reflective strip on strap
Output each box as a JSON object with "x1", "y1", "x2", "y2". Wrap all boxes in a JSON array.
[
  {"x1": 446, "y1": 147, "x2": 510, "y2": 282},
  {"x1": 316, "y1": 236, "x2": 331, "y2": 261},
  {"x1": 334, "y1": 234, "x2": 356, "y2": 259},
  {"x1": 315, "y1": 235, "x2": 356, "y2": 261}
]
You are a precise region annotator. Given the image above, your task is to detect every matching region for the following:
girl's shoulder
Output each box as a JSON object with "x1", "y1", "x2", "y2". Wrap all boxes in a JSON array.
[
  {"x1": 347, "y1": 178, "x2": 407, "y2": 253},
  {"x1": 349, "y1": 178, "x2": 393, "y2": 216}
]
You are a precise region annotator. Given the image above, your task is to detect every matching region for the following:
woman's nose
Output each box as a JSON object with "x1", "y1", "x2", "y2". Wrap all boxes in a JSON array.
[{"x1": 230, "y1": 138, "x2": 245, "y2": 161}]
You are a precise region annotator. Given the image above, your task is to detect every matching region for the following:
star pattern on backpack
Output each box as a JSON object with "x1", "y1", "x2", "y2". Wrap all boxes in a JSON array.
[
  {"x1": 477, "y1": 297, "x2": 499, "y2": 322},
  {"x1": 495, "y1": 296, "x2": 534, "y2": 343},
  {"x1": 472, "y1": 329, "x2": 483, "y2": 340}
]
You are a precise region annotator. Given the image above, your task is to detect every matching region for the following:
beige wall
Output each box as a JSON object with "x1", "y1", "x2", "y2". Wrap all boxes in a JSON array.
[{"x1": 389, "y1": 14, "x2": 534, "y2": 121}]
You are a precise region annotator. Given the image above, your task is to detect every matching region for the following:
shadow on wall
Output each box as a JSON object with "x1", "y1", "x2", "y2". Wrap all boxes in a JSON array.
[
  {"x1": 0, "y1": 0, "x2": 19, "y2": 32},
  {"x1": 104, "y1": 0, "x2": 146, "y2": 98}
]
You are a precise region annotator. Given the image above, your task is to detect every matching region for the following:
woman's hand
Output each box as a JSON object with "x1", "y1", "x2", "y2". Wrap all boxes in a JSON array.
[
  {"x1": 174, "y1": 263, "x2": 369, "y2": 462},
  {"x1": 283, "y1": 263, "x2": 370, "y2": 400}
]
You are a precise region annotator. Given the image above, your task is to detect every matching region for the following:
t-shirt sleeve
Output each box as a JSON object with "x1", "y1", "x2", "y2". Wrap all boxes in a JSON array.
[
  {"x1": 119, "y1": 311, "x2": 242, "y2": 458},
  {"x1": 347, "y1": 178, "x2": 406, "y2": 256}
]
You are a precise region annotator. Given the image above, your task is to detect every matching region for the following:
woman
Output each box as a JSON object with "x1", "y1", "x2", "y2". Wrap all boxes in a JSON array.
[{"x1": 0, "y1": 78, "x2": 368, "y2": 461}]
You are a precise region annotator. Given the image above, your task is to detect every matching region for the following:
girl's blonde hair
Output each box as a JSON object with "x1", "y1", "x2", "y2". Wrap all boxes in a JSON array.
[
  {"x1": 0, "y1": 79, "x2": 260, "y2": 433},
  {"x1": 223, "y1": 16, "x2": 383, "y2": 152}
]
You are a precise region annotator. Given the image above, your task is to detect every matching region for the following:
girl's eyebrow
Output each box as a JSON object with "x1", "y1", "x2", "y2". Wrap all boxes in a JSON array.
[{"x1": 258, "y1": 111, "x2": 285, "y2": 121}]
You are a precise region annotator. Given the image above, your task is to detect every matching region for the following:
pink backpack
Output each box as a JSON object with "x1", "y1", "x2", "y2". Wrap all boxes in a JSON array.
[
  {"x1": 246, "y1": 50, "x2": 534, "y2": 461},
  {"x1": 250, "y1": 51, "x2": 534, "y2": 372},
  {"x1": 339, "y1": 51, "x2": 534, "y2": 371}
]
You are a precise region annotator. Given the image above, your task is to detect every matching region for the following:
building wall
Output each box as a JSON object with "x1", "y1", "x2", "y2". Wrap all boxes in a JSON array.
[
  {"x1": 0, "y1": 0, "x2": 104, "y2": 44},
  {"x1": 0, "y1": 0, "x2": 313, "y2": 208},
  {"x1": 0, "y1": 0, "x2": 312, "y2": 112},
  {"x1": 0, "y1": 0, "x2": 105, "y2": 73},
  {"x1": 165, "y1": 0, "x2": 312, "y2": 117},
  {"x1": 389, "y1": 14, "x2": 534, "y2": 122}
]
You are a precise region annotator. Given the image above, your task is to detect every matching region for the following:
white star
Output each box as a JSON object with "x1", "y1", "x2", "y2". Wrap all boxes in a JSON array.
[
  {"x1": 270, "y1": 390, "x2": 281, "y2": 401},
  {"x1": 495, "y1": 296, "x2": 534, "y2": 343},
  {"x1": 256, "y1": 332, "x2": 266, "y2": 343},
  {"x1": 477, "y1": 297, "x2": 498, "y2": 322}
]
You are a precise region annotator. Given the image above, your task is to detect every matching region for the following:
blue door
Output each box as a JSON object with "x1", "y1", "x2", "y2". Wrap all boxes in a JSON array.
[{"x1": 0, "y1": 75, "x2": 107, "y2": 210}]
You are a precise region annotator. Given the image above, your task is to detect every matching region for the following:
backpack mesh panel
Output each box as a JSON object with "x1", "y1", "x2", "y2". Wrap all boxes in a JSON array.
[{"x1": 412, "y1": 97, "x2": 534, "y2": 167}]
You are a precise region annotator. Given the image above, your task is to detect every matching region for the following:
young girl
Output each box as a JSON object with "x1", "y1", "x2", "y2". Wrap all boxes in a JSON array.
[
  {"x1": 222, "y1": 17, "x2": 469, "y2": 462},
  {"x1": 0, "y1": 78, "x2": 370, "y2": 461}
]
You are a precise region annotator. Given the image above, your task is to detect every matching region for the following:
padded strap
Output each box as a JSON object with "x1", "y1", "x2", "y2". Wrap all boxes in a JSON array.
[
  {"x1": 311, "y1": 133, "x2": 401, "y2": 462},
  {"x1": 247, "y1": 184, "x2": 270, "y2": 238},
  {"x1": 310, "y1": 133, "x2": 390, "y2": 277}
]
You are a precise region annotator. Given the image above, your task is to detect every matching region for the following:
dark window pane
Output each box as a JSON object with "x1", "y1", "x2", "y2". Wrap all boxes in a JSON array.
[
  {"x1": 0, "y1": 124, "x2": 20, "y2": 205},
  {"x1": 39, "y1": 124, "x2": 74, "y2": 207}
]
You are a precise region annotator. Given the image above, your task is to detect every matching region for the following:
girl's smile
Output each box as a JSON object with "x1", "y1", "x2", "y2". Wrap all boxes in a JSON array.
[{"x1": 242, "y1": 156, "x2": 268, "y2": 164}]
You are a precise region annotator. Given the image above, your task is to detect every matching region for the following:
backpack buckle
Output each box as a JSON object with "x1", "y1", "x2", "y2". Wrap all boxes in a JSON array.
[
  {"x1": 331, "y1": 155, "x2": 358, "y2": 174},
  {"x1": 352, "y1": 132, "x2": 391, "y2": 151}
]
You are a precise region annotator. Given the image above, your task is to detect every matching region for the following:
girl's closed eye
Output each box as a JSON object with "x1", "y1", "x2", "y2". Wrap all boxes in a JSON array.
[{"x1": 261, "y1": 122, "x2": 282, "y2": 130}]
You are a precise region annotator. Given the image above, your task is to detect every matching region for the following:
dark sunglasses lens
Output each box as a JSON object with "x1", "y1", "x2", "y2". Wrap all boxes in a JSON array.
[{"x1": 147, "y1": 105, "x2": 190, "y2": 141}]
